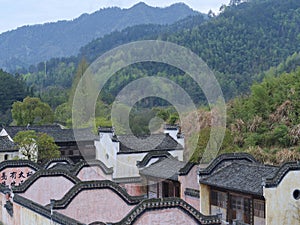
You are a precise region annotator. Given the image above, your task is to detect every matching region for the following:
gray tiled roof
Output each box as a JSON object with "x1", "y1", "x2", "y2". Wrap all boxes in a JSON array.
[
  {"x1": 3, "y1": 125, "x2": 62, "y2": 139},
  {"x1": 117, "y1": 133, "x2": 183, "y2": 153},
  {"x1": 199, "y1": 162, "x2": 279, "y2": 196},
  {"x1": 139, "y1": 158, "x2": 188, "y2": 181},
  {"x1": 0, "y1": 136, "x2": 18, "y2": 152},
  {"x1": 3, "y1": 125, "x2": 96, "y2": 142}
]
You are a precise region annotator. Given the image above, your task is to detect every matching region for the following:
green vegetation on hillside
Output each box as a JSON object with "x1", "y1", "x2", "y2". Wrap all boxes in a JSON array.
[
  {"x1": 0, "y1": 70, "x2": 28, "y2": 124},
  {"x1": 226, "y1": 62, "x2": 300, "y2": 164},
  {"x1": 20, "y1": 0, "x2": 300, "y2": 109}
]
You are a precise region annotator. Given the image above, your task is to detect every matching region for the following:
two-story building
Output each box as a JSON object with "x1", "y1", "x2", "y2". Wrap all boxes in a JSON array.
[
  {"x1": 95, "y1": 125, "x2": 184, "y2": 195},
  {"x1": 198, "y1": 153, "x2": 300, "y2": 225}
]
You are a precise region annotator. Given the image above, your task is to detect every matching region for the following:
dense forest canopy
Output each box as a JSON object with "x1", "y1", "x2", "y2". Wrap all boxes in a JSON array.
[
  {"x1": 18, "y1": 0, "x2": 300, "y2": 108},
  {"x1": 0, "y1": 70, "x2": 28, "y2": 124}
]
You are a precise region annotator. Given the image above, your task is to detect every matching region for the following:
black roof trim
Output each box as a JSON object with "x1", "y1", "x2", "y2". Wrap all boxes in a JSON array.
[
  {"x1": 112, "y1": 177, "x2": 142, "y2": 184},
  {"x1": 164, "y1": 124, "x2": 179, "y2": 130},
  {"x1": 111, "y1": 198, "x2": 221, "y2": 225},
  {"x1": 72, "y1": 159, "x2": 113, "y2": 176},
  {"x1": 265, "y1": 161, "x2": 300, "y2": 188},
  {"x1": 179, "y1": 162, "x2": 197, "y2": 175},
  {"x1": 184, "y1": 188, "x2": 200, "y2": 198},
  {"x1": 12, "y1": 169, "x2": 80, "y2": 193},
  {"x1": 136, "y1": 151, "x2": 173, "y2": 168},
  {"x1": 117, "y1": 148, "x2": 181, "y2": 155},
  {"x1": 98, "y1": 126, "x2": 114, "y2": 133},
  {"x1": 198, "y1": 153, "x2": 257, "y2": 176},
  {"x1": 42, "y1": 157, "x2": 74, "y2": 169},
  {"x1": 52, "y1": 181, "x2": 146, "y2": 209},
  {"x1": 0, "y1": 184, "x2": 10, "y2": 194},
  {"x1": 89, "y1": 222, "x2": 106, "y2": 225},
  {"x1": 13, "y1": 194, "x2": 85, "y2": 225},
  {"x1": 0, "y1": 159, "x2": 41, "y2": 171}
]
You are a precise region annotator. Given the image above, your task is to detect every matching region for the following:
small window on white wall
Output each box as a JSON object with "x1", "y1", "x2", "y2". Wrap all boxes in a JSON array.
[
  {"x1": 254, "y1": 199, "x2": 265, "y2": 218},
  {"x1": 4, "y1": 154, "x2": 8, "y2": 160},
  {"x1": 293, "y1": 189, "x2": 300, "y2": 200}
]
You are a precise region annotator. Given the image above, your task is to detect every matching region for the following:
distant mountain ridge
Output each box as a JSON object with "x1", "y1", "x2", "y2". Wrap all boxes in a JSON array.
[
  {"x1": 0, "y1": 2, "x2": 200, "y2": 71},
  {"x1": 22, "y1": 0, "x2": 300, "y2": 106}
]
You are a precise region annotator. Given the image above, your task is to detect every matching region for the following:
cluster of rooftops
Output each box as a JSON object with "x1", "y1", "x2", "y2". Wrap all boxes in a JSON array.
[
  {"x1": 0, "y1": 125, "x2": 299, "y2": 224},
  {"x1": 0, "y1": 157, "x2": 219, "y2": 225}
]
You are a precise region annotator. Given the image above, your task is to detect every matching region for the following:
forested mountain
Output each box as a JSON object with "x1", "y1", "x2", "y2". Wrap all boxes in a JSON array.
[
  {"x1": 170, "y1": 0, "x2": 300, "y2": 75},
  {"x1": 23, "y1": 15, "x2": 207, "y2": 104},
  {"x1": 2, "y1": 0, "x2": 300, "y2": 134},
  {"x1": 23, "y1": 0, "x2": 300, "y2": 106},
  {"x1": 0, "y1": 2, "x2": 199, "y2": 71}
]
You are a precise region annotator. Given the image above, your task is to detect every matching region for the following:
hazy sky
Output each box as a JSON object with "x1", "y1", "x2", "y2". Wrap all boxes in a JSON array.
[{"x1": 0, "y1": 0, "x2": 229, "y2": 34}]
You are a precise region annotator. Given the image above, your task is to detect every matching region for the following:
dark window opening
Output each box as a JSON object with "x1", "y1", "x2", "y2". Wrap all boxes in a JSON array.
[
  {"x1": 211, "y1": 190, "x2": 227, "y2": 208},
  {"x1": 254, "y1": 200, "x2": 265, "y2": 218},
  {"x1": 293, "y1": 189, "x2": 300, "y2": 200}
]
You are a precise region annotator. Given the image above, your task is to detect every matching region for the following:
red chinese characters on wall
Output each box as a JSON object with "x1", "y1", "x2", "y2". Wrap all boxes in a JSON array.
[{"x1": 0, "y1": 167, "x2": 35, "y2": 187}]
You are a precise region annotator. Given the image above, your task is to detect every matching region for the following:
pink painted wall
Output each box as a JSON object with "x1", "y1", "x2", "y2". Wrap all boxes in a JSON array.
[
  {"x1": 123, "y1": 183, "x2": 147, "y2": 196},
  {"x1": 178, "y1": 165, "x2": 200, "y2": 210},
  {"x1": 0, "y1": 192, "x2": 61, "y2": 225},
  {"x1": 0, "y1": 167, "x2": 35, "y2": 187},
  {"x1": 179, "y1": 165, "x2": 199, "y2": 193},
  {"x1": 57, "y1": 189, "x2": 136, "y2": 224},
  {"x1": 184, "y1": 196, "x2": 200, "y2": 211},
  {"x1": 0, "y1": 192, "x2": 6, "y2": 222},
  {"x1": 20, "y1": 176, "x2": 75, "y2": 206},
  {"x1": 134, "y1": 208, "x2": 200, "y2": 225},
  {"x1": 0, "y1": 192, "x2": 21, "y2": 225},
  {"x1": 76, "y1": 166, "x2": 112, "y2": 181}
]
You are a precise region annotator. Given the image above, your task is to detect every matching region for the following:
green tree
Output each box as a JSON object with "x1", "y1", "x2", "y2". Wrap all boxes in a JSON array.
[
  {"x1": 54, "y1": 103, "x2": 72, "y2": 126},
  {"x1": 14, "y1": 130, "x2": 60, "y2": 162},
  {"x1": 36, "y1": 133, "x2": 60, "y2": 162},
  {"x1": 11, "y1": 97, "x2": 54, "y2": 126},
  {"x1": 14, "y1": 130, "x2": 37, "y2": 161}
]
